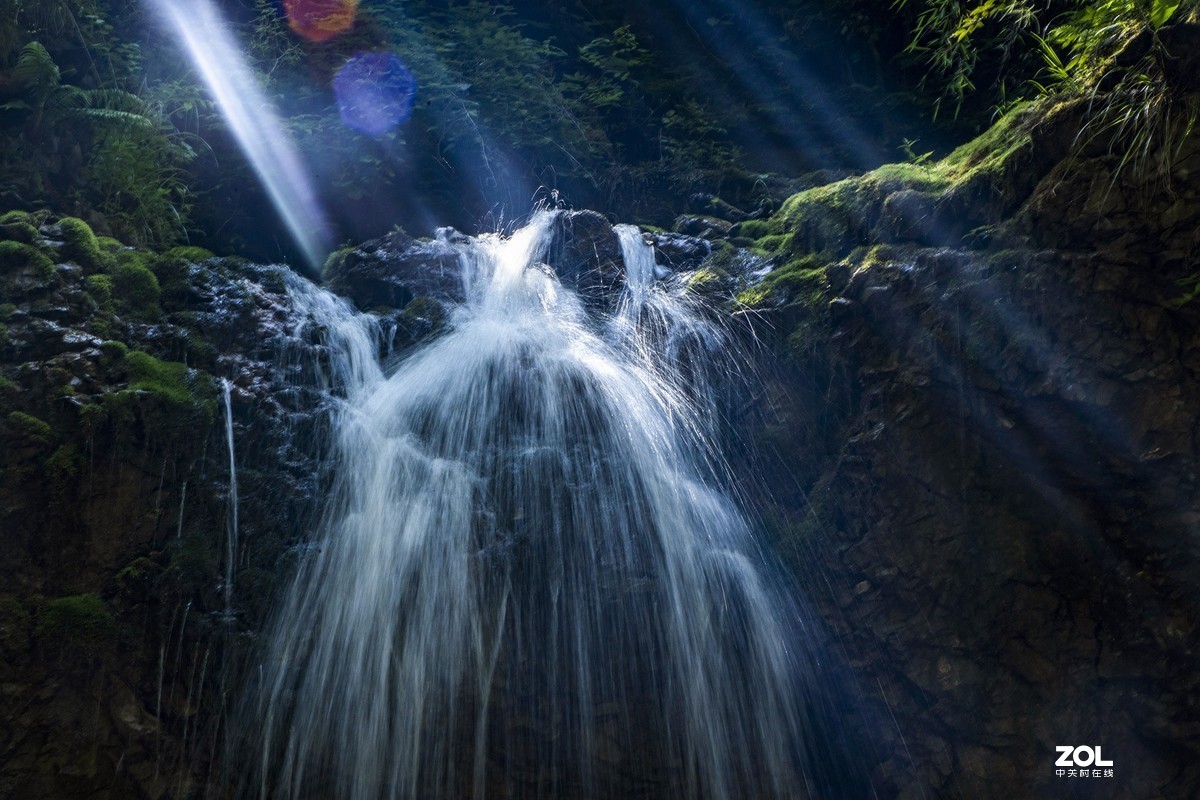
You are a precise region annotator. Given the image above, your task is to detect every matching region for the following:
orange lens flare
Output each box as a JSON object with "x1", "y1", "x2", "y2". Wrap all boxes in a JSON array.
[{"x1": 283, "y1": 0, "x2": 358, "y2": 42}]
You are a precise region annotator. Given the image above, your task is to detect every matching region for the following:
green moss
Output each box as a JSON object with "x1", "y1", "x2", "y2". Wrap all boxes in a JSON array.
[
  {"x1": 86, "y1": 274, "x2": 114, "y2": 311},
  {"x1": 116, "y1": 557, "x2": 162, "y2": 595},
  {"x1": 169, "y1": 535, "x2": 218, "y2": 590},
  {"x1": 754, "y1": 233, "x2": 795, "y2": 255},
  {"x1": 0, "y1": 241, "x2": 56, "y2": 282},
  {"x1": 35, "y1": 594, "x2": 117, "y2": 651},
  {"x1": 736, "y1": 219, "x2": 770, "y2": 239},
  {"x1": 166, "y1": 245, "x2": 213, "y2": 263},
  {"x1": 685, "y1": 267, "x2": 722, "y2": 292},
  {"x1": 99, "y1": 339, "x2": 129, "y2": 359},
  {"x1": 151, "y1": 248, "x2": 210, "y2": 310},
  {"x1": 402, "y1": 296, "x2": 444, "y2": 326},
  {"x1": 0, "y1": 376, "x2": 16, "y2": 395},
  {"x1": 111, "y1": 251, "x2": 161, "y2": 317},
  {"x1": 46, "y1": 443, "x2": 82, "y2": 494},
  {"x1": 0, "y1": 220, "x2": 39, "y2": 244},
  {"x1": 736, "y1": 254, "x2": 828, "y2": 309},
  {"x1": 96, "y1": 236, "x2": 124, "y2": 253},
  {"x1": 57, "y1": 217, "x2": 111, "y2": 273},
  {"x1": 0, "y1": 211, "x2": 32, "y2": 226},
  {"x1": 111, "y1": 350, "x2": 217, "y2": 440},
  {"x1": 125, "y1": 351, "x2": 194, "y2": 406},
  {"x1": 6, "y1": 410, "x2": 53, "y2": 443},
  {"x1": 0, "y1": 303, "x2": 13, "y2": 321},
  {"x1": 322, "y1": 244, "x2": 355, "y2": 282},
  {"x1": 941, "y1": 100, "x2": 1036, "y2": 180}
]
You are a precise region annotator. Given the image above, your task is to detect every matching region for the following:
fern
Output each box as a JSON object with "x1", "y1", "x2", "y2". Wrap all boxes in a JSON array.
[{"x1": 13, "y1": 42, "x2": 62, "y2": 106}]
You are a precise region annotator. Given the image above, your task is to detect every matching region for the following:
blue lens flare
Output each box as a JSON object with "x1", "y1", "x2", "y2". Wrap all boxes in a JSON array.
[{"x1": 333, "y1": 52, "x2": 416, "y2": 137}]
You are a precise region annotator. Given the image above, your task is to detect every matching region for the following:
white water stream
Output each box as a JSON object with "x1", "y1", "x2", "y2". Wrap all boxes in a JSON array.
[{"x1": 252, "y1": 212, "x2": 819, "y2": 799}]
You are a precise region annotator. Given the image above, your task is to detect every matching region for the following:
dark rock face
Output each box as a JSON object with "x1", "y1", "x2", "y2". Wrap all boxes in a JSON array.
[
  {"x1": 324, "y1": 228, "x2": 467, "y2": 311},
  {"x1": 739, "y1": 102, "x2": 1200, "y2": 799},
  {"x1": 0, "y1": 235, "x2": 342, "y2": 798},
  {"x1": 326, "y1": 211, "x2": 646, "y2": 314},
  {"x1": 648, "y1": 231, "x2": 712, "y2": 272},
  {"x1": 545, "y1": 210, "x2": 625, "y2": 306}
]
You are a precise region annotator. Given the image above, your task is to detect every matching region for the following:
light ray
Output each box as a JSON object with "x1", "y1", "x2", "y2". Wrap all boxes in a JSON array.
[{"x1": 147, "y1": 0, "x2": 333, "y2": 271}]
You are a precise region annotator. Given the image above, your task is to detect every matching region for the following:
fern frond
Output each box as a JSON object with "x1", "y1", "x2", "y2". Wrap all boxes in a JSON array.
[{"x1": 14, "y1": 42, "x2": 61, "y2": 102}]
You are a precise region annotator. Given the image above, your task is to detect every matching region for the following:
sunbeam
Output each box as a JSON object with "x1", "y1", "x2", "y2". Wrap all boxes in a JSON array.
[{"x1": 146, "y1": 0, "x2": 333, "y2": 271}]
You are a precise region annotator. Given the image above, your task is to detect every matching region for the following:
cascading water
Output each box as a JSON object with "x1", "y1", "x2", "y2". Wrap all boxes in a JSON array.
[
  {"x1": 250, "y1": 212, "x2": 827, "y2": 799},
  {"x1": 221, "y1": 378, "x2": 239, "y2": 619}
]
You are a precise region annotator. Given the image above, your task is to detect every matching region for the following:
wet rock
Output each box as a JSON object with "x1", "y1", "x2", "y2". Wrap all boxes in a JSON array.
[
  {"x1": 546, "y1": 209, "x2": 625, "y2": 305},
  {"x1": 325, "y1": 229, "x2": 466, "y2": 311},
  {"x1": 733, "y1": 106, "x2": 1200, "y2": 800},
  {"x1": 648, "y1": 232, "x2": 712, "y2": 272},
  {"x1": 672, "y1": 214, "x2": 733, "y2": 239}
]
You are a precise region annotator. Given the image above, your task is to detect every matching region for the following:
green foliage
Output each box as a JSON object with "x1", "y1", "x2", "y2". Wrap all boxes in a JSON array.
[
  {"x1": 660, "y1": 102, "x2": 743, "y2": 195},
  {"x1": 322, "y1": 245, "x2": 355, "y2": 282},
  {"x1": 6, "y1": 411, "x2": 53, "y2": 443},
  {"x1": 116, "y1": 556, "x2": 161, "y2": 594},
  {"x1": 897, "y1": 0, "x2": 1038, "y2": 117},
  {"x1": 35, "y1": 594, "x2": 117, "y2": 652},
  {"x1": 46, "y1": 443, "x2": 83, "y2": 495},
  {"x1": 0, "y1": 24, "x2": 205, "y2": 248},
  {"x1": 571, "y1": 25, "x2": 648, "y2": 109},
  {"x1": 899, "y1": 0, "x2": 1197, "y2": 117}
]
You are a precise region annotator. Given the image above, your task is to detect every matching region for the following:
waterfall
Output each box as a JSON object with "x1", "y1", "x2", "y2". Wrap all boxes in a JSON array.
[
  {"x1": 251, "y1": 212, "x2": 823, "y2": 799},
  {"x1": 221, "y1": 378, "x2": 238, "y2": 619}
]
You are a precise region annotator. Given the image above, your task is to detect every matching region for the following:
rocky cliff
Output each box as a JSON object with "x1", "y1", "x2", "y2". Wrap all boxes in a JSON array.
[
  {"x1": 734, "y1": 94, "x2": 1200, "y2": 798},
  {"x1": 1, "y1": 84, "x2": 1198, "y2": 798}
]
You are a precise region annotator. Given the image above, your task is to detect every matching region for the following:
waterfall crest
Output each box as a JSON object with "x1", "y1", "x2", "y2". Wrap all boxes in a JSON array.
[{"x1": 252, "y1": 212, "x2": 821, "y2": 799}]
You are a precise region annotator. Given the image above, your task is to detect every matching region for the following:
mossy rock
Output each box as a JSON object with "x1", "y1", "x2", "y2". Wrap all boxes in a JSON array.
[
  {"x1": 0, "y1": 211, "x2": 33, "y2": 226},
  {"x1": 151, "y1": 247, "x2": 212, "y2": 310},
  {"x1": 0, "y1": 240, "x2": 56, "y2": 284},
  {"x1": 322, "y1": 244, "x2": 356, "y2": 282},
  {"x1": 759, "y1": 102, "x2": 1047, "y2": 261},
  {"x1": 737, "y1": 254, "x2": 828, "y2": 309},
  {"x1": 111, "y1": 251, "x2": 161, "y2": 318},
  {"x1": 99, "y1": 339, "x2": 129, "y2": 360},
  {"x1": 168, "y1": 534, "x2": 219, "y2": 594},
  {"x1": 57, "y1": 216, "x2": 112, "y2": 273},
  {"x1": 86, "y1": 274, "x2": 115, "y2": 312},
  {"x1": 736, "y1": 219, "x2": 771, "y2": 240},
  {"x1": 6, "y1": 410, "x2": 53, "y2": 444},
  {"x1": 166, "y1": 245, "x2": 214, "y2": 263},
  {"x1": 0, "y1": 219, "x2": 38, "y2": 244},
  {"x1": 104, "y1": 350, "x2": 217, "y2": 444},
  {"x1": 35, "y1": 594, "x2": 118, "y2": 652},
  {"x1": 46, "y1": 443, "x2": 83, "y2": 495}
]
